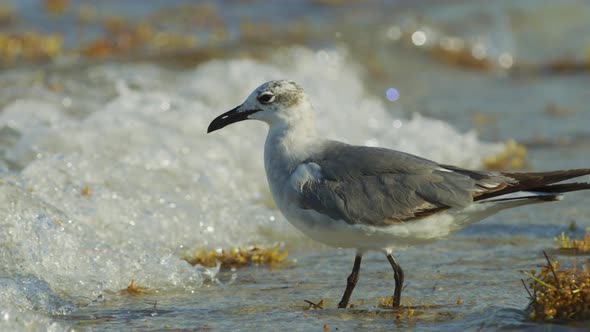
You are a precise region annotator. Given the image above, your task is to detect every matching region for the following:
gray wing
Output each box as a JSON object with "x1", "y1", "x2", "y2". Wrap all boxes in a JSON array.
[{"x1": 295, "y1": 141, "x2": 512, "y2": 226}]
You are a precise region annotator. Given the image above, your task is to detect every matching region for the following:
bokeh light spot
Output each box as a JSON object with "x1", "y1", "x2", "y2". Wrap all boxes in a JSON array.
[
  {"x1": 386, "y1": 87, "x2": 400, "y2": 101},
  {"x1": 498, "y1": 52, "x2": 513, "y2": 69},
  {"x1": 471, "y1": 43, "x2": 487, "y2": 60},
  {"x1": 411, "y1": 30, "x2": 426, "y2": 46}
]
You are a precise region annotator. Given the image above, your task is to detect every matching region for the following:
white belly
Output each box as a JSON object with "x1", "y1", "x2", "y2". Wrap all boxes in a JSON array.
[{"x1": 276, "y1": 197, "x2": 498, "y2": 252}]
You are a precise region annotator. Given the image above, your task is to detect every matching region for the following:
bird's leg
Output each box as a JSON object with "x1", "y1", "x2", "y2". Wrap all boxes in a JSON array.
[
  {"x1": 337, "y1": 253, "x2": 362, "y2": 308},
  {"x1": 386, "y1": 253, "x2": 404, "y2": 307}
]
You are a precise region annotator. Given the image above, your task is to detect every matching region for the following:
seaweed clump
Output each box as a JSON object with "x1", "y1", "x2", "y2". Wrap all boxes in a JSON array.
[
  {"x1": 122, "y1": 279, "x2": 155, "y2": 296},
  {"x1": 378, "y1": 297, "x2": 415, "y2": 322},
  {"x1": 185, "y1": 244, "x2": 289, "y2": 269},
  {"x1": 554, "y1": 228, "x2": 590, "y2": 255},
  {"x1": 483, "y1": 139, "x2": 527, "y2": 171},
  {"x1": 523, "y1": 252, "x2": 590, "y2": 321}
]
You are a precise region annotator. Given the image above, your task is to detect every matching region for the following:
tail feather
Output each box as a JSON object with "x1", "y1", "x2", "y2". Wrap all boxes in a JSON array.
[
  {"x1": 528, "y1": 182, "x2": 590, "y2": 194},
  {"x1": 505, "y1": 169, "x2": 590, "y2": 185},
  {"x1": 475, "y1": 168, "x2": 590, "y2": 202},
  {"x1": 480, "y1": 192, "x2": 563, "y2": 203}
]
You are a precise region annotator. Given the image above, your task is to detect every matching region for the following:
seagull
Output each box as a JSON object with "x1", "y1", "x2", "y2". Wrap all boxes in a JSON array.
[{"x1": 207, "y1": 80, "x2": 590, "y2": 308}]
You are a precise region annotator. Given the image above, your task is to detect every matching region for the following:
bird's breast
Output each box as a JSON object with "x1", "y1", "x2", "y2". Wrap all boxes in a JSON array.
[{"x1": 264, "y1": 153, "x2": 294, "y2": 208}]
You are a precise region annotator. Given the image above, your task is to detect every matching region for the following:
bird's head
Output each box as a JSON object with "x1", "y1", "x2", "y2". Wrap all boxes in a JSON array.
[{"x1": 207, "y1": 80, "x2": 314, "y2": 133}]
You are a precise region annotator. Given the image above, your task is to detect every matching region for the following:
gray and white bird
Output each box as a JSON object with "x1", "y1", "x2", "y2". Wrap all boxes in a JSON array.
[{"x1": 207, "y1": 80, "x2": 590, "y2": 308}]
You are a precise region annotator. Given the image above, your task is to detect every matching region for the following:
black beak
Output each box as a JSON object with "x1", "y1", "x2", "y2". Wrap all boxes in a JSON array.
[{"x1": 207, "y1": 105, "x2": 260, "y2": 133}]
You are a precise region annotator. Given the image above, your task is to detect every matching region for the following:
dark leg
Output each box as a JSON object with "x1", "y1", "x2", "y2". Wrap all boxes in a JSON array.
[
  {"x1": 386, "y1": 253, "x2": 404, "y2": 307},
  {"x1": 338, "y1": 253, "x2": 362, "y2": 308}
]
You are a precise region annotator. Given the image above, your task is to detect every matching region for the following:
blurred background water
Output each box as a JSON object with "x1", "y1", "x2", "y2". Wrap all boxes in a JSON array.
[{"x1": 0, "y1": 0, "x2": 589, "y2": 331}]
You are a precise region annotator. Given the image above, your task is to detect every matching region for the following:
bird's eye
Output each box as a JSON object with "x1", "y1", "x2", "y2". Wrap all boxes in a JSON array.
[{"x1": 257, "y1": 93, "x2": 275, "y2": 104}]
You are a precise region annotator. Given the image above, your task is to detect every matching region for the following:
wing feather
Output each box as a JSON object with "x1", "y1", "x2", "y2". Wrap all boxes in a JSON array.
[{"x1": 293, "y1": 141, "x2": 513, "y2": 226}]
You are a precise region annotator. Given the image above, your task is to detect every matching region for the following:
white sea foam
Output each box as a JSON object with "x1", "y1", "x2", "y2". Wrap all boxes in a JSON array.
[{"x1": 0, "y1": 47, "x2": 502, "y2": 328}]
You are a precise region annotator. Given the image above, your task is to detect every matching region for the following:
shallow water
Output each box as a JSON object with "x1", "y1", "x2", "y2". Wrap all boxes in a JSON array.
[{"x1": 1, "y1": 1, "x2": 590, "y2": 331}]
